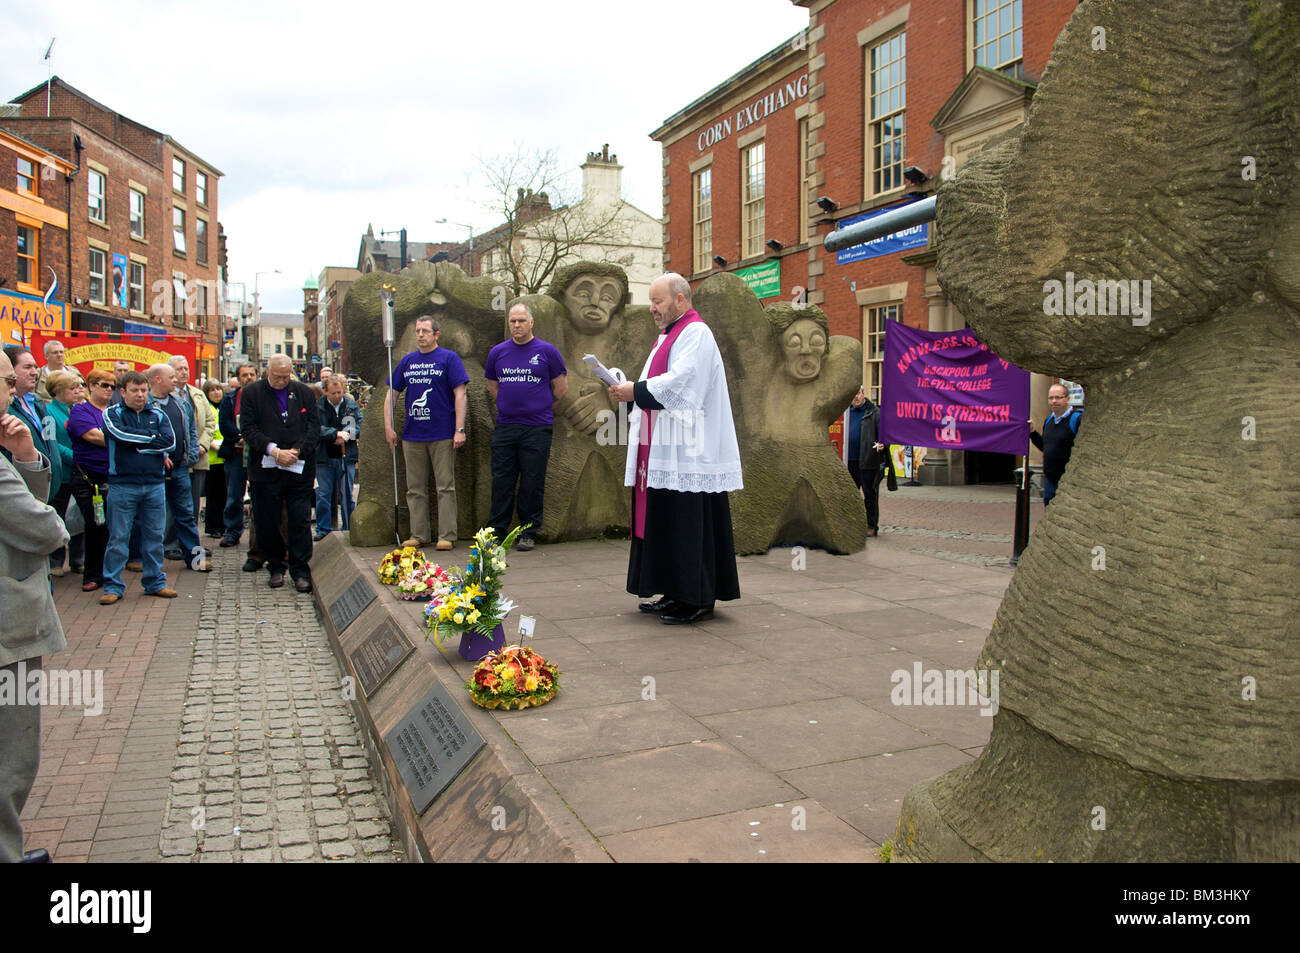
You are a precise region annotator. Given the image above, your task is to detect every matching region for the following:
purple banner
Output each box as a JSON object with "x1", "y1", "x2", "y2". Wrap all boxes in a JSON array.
[{"x1": 880, "y1": 322, "x2": 1030, "y2": 455}]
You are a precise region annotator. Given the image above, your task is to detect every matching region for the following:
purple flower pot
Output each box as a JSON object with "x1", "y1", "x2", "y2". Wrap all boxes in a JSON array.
[{"x1": 458, "y1": 623, "x2": 506, "y2": 661}]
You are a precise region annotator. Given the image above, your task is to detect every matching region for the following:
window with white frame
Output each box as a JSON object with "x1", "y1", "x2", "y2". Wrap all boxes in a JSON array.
[
  {"x1": 128, "y1": 261, "x2": 145, "y2": 313},
  {"x1": 173, "y1": 207, "x2": 186, "y2": 254},
  {"x1": 196, "y1": 218, "x2": 208, "y2": 262},
  {"x1": 693, "y1": 167, "x2": 713, "y2": 273},
  {"x1": 868, "y1": 31, "x2": 906, "y2": 196},
  {"x1": 88, "y1": 169, "x2": 106, "y2": 222},
  {"x1": 173, "y1": 273, "x2": 188, "y2": 326},
  {"x1": 130, "y1": 188, "x2": 146, "y2": 238},
  {"x1": 862, "y1": 302, "x2": 901, "y2": 403},
  {"x1": 173, "y1": 157, "x2": 186, "y2": 193},
  {"x1": 741, "y1": 140, "x2": 765, "y2": 260},
  {"x1": 196, "y1": 171, "x2": 208, "y2": 206},
  {"x1": 89, "y1": 248, "x2": 108, "y2": 304},
  {"x1": 973, "y1": 0, "x2": 1023, "y2": 77}
]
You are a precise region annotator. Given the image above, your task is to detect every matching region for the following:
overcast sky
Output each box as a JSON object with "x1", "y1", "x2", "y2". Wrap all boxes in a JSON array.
[{"x1": 4, "y1": 0, "x2": 809, "y2": 314}]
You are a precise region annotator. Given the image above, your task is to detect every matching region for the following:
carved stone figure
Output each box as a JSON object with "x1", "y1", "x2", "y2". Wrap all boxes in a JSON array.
[
  {"x1": 693, "y1": 273, "x2": 866, "y2": 554},
  {"x1": 894, "y1": 0, "x2": 1299, "y2": 861},
  {"x1": 343, "y1": 261, "x2": 868, "y2": 555}
]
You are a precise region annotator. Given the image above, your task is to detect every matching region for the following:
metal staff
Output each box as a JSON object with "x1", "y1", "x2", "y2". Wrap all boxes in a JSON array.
[{"x1": 380, "y1": 286, "x2": 402, "y2": 548}]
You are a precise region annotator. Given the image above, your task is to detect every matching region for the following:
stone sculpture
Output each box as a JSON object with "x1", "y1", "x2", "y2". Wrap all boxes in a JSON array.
[
  {"x1": 894, "y1": 0, "x2": 1299, "y2": 861},
  {"x1": 692, "y1": 273, "x2": 866, "y2": 554},
  {"x1": 344, "y1": 261, "x2": 867, "y2": 555}
]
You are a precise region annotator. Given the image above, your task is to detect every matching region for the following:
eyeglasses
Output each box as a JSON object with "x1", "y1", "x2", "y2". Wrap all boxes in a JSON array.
[
  {"x1": 1, "y1": 376, "x2": 16, "y2": 388},
  {"x1": 95, "y1": 382, "x2": 117, "y2": 390}
]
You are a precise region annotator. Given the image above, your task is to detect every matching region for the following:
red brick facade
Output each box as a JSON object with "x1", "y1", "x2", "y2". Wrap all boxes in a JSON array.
[
  {"x1": 4, "y1": 78, "x2": 223, "y2": 375},
  {"x1": 1, "y1": 130, "x2": 71, "y2": 313},
  {"x1": 655, "y1": 0, "x2": 1077, "y2": 337}
]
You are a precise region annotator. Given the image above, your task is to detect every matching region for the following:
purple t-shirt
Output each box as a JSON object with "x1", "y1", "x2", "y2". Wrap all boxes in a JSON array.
[
  {"x1": 390, "y1": 347, "x2": 470, "y2": 442},
  {"x1": 68, "y1": 401, "x2": 109, "y2": 475},
  {"x1": 485, "y1": 337, "x2": 566, "y2": 426}
]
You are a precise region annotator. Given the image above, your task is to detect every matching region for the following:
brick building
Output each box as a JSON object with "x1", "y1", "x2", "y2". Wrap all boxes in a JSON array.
[
  {"x1": 653, "y1": 0, "x2": 1078, "y2": 483},
  {"x1": 316, "y1": 266, "x2": 360, "y2": 375},
  {"x1": 0, "y1": 126, "x2": 73, "y2": 344},
  {"x1": 3, "y1": 78, "x2": 225, "y2": 378}
]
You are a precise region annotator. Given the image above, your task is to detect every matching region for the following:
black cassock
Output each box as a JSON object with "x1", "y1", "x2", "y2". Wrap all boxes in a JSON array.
[{"x1": 625, "y1": 383, "x2": 740, "y2": 608}]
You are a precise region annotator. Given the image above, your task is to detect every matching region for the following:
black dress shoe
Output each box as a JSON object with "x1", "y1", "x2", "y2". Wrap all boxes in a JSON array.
[
  {"x1": 268, "y1": 572, "x2": 285, "y2": 588},
  {"x1": 313, "y1": 530, "x2": 329, "y2": 542},
  {"x1": 220, "y1": 536, "x2": 240, "y2": 548},
  {"x1": 638, "y1": 596, "x2": 678, "y2": 614},
  {"x1": 164, "y1": 550, "x2": 184, "y2": 561},
  {"x1": 242, "y1": 558, "x2": 261, "y2": 572},
  {"x1": 294, "y1": 576, "x2": 313, "y2": 593},
  {"x1": 661, "y1": 604, "x2": 714, "y2": 625}
]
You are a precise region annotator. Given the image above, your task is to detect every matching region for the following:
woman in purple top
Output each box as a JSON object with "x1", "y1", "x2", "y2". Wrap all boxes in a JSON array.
[{"x1": 66, "y1": 368, "x2": 115, "y2": 591}]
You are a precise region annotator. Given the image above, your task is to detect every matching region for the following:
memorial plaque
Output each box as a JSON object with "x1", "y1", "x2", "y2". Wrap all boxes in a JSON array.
[
  {"x1": 383, "y1": 682, "x2": 486, "y2": 814},
  {"x1": 349, "y1": 618, "x2": 415, "y2": 698},
  {"x1": 329, "y1": 576, "x2": 376, "y2": 635}
]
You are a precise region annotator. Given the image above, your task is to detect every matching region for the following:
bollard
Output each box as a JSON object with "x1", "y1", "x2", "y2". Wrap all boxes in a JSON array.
[{"x1": 1010, "y1": 461, "x2": 1036, "y2": 565}]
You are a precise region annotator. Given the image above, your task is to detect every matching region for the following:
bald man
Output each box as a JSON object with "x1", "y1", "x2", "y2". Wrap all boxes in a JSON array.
[
  {"x1": 239, "y1": 355, "x2": 319, "y2": 592},
  {"x1": 145, "y1": 363, "x2": 209, "y2": 572},
  {"x1": 36, "y1": 339, "x2": 67, "y2": 401},
  {"x1": 608, "y1": 273, "x2": 743, "y2": 625}
]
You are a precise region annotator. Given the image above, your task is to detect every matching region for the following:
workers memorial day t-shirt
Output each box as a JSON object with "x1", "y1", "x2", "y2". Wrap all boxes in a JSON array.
[
  {"x1": 485, "y1": 337, "x2": 566, "y2": 426},
  {"x1": 390, "y1": 347, "x2": 470, "y2": 441}
]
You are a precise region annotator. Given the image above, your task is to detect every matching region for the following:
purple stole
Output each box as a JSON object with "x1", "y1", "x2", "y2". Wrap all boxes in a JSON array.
[{"x1": 633, "y1": 310, "x2": 703, "y2": 539}]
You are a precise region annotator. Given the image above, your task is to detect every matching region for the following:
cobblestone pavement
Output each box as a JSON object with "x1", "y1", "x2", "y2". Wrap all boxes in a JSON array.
[{"x1": 156, "y1": 543, "x2": 399, "y2": 863}]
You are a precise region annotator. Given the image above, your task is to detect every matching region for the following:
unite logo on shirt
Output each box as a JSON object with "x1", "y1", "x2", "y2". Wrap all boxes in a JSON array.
[
  {"x1": 529, "y1": 353, "x2": 541, "y2": 365},
  {"x1": 409, "y1": 388, "x2": 432, "y2": 419}
]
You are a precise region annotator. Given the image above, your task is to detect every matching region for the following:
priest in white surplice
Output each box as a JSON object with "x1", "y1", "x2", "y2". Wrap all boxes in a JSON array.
[{"x1": 608, "y1": 274, "x2": 743, "y2": 625}]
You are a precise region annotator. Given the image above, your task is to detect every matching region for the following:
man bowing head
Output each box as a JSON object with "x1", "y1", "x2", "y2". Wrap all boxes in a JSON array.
[{"x1": 608, "y1": 273, "x2": 743, "y2": 625}]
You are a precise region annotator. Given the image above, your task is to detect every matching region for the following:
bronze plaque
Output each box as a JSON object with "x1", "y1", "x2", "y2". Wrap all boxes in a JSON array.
[
  {"x1": 349, "y1": 618, "x2": 414, "y2": 698},
  {"x1": 383, "y1": 682, "x2": 485, "y2": 815},
  {"x1": 329, "y1": 576, "x2": 376, "y2": 636}
]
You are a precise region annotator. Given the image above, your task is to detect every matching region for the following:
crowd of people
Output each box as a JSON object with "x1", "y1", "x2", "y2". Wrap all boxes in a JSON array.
[{"x1": 0, "y1": 346, "x2": 362, "y2": 606}]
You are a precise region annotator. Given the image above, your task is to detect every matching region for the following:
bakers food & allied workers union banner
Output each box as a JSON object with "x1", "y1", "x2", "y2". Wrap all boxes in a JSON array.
[
  {"x1": 29, "y1": 329, "x2": 197, "y2": 377},
  {"x1": 879, "y1": 322, "x2": 1030, "y2": 455}
]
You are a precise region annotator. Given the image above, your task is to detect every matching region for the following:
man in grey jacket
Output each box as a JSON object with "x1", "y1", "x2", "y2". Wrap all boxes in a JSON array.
[{"x1": 0, "y1": 348, "x2": 69, "y2": 863}]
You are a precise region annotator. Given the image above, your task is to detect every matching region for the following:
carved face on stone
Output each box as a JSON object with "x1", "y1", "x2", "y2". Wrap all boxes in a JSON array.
[
  {"x1": 563, "y1": 274, "x2": 624, "y2": 333},
  {"x1": 781, "y1": 318, "x2": 827, "y2": 382}
]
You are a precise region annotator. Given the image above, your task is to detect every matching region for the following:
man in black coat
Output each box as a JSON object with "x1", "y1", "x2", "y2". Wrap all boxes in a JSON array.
[
  {"x1": 857, "y1": 393, "x2": 885, "y2": 537},
  {"x1": 239, "y1": 355, "x2": 319, "y2": 592}
]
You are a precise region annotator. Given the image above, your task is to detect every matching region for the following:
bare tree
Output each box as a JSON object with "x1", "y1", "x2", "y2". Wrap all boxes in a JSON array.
[{"x1": 475, "y1": 145, "x2": 634, "y2": 297}]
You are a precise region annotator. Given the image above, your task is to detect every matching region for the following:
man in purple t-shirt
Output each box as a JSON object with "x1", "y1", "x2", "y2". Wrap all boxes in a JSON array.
[
  {"x1": 485, "y1": 303, "x2": 567, "y2": 551},
  {"x1": 385, "y1": 315, "x2": 469, "y2": 550}
]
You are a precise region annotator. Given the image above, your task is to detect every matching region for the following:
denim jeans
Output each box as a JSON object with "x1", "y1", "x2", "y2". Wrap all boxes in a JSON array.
[
  {"x1": 1041, "y1": 475, "x2": 1059, "y2": 506},
  {"x1": 102, "y1": 481, "x2": 167, "y2": 595},
  {"x1": 315, "y1": 458, "x2": 355, "y2": 534},
  {"x1": 224, "y1": 456, "x2": 247, "y2": 538},
  {"x1": 163, "y1": 468, "x2": 204, "y2": 556}
]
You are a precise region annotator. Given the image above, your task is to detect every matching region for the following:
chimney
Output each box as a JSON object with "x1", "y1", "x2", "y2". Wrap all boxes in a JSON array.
[{"x1": 581, "y1": 144, "x2": 623, "y2": 205}]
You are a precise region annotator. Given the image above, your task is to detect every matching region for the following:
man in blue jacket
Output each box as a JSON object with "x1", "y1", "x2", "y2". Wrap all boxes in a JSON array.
[
  {"x1": 145, "y1": 364, "x2": 210, "y2": 572},
  {"x1": 99, "y1": 371, "x2": 178, "y2": 604},
  {"x1": 314, "y1": 374, "x2": 362, "y2": 540}
]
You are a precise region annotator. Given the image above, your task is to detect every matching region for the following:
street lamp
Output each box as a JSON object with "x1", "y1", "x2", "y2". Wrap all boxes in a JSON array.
[
  {"x1": 250, "y1": 269, "x2": 280, "y2": 367},
  {"x1": 435, "y1": 218, "x2": 475, "y2": 251}
]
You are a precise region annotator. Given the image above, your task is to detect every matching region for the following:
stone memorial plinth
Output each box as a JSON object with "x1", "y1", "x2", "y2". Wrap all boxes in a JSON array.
[{"x1": 310, "y1": 534, "x2": 609, "y2": 863}]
